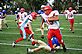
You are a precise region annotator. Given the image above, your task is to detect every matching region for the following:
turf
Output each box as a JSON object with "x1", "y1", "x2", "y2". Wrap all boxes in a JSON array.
[{"x1": 0, "y1": 14, "x2": 82, "y2": 54}]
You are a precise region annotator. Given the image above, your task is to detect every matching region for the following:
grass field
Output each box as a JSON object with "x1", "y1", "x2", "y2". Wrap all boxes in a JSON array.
[{"x1": 0, "y1": 14, "x2": 82, "y2": 54}]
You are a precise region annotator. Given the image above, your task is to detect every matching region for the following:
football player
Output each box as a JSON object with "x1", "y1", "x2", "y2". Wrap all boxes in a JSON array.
[
  {"x1": 15, "y1": 8, "x2": 27, "y2": 36},
  {"x1": 27, "y1": 36, "x2": 60, "y2": 53},
  {"x1": 0, "y1": 7, "x2": 3, "y2": 31},
  {"x1": 2, "y1": 9, "x2": 8, "y2": 28},
  {"x1": 43, "y1": 6, "x2": 66, "y2": 53},
  {"x1": 64, "y1": 7, "x2": 77, "y2": 33},
  {"x1": 0, "y1": 7, "x2": 8, "y2": 31},
  {"x1": 12, "y1": 12, "x2": 38, "y2": 47},
  {"x1": 38, "y1": 5, "x2": 46, "y2": 39}
]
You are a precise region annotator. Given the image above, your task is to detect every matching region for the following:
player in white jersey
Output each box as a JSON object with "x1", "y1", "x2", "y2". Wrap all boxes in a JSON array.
[
  {"x1": 64, "y1": 7, "x2": 77, "y2": 33},
  {"x1": 39, "y1": 5, "x2": 60, "y2": 39},
  {"x1": 15, "y1": 8, "x2": 27, "y2": 36},
  {"x1": 64, "y1": 10, "x2": 68, "y2": 20},
  {"x1": 43, "y1": 6, "x2": 66, "y2": 53},
  {"x1": 27, "y1": 36, "x2": 60, "y2": 53},
  {"x1": 12, "y1": 12, "x2": 38, "y2": 47},
  {"x1": 0, "y1": 7, "x2": 3, "y2": 31},
  {"x1": 0, "y1": 7, "x2": 8, "y2": 31}
]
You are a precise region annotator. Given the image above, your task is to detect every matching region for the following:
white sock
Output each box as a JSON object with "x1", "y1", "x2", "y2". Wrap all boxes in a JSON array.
[
  {"x1": 28, "y1": 48, "x2": 34, "y2": 52},
  {"x1": 30, "y1": 38, "x2": 34, "y2": 42}
]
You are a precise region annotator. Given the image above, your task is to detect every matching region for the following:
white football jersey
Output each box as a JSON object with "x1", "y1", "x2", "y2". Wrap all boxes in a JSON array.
[
  {"x1": 17, "y1": 12, "x2": 27, "y2": 22},
  {"x1": 65, "y1": 10, "x2": 76, "y2": 19},
  {"x1": 41, "y1": 10, "x2": 60, "y2": 29},
  {"x1": 48, "y1": 10, "x2": 60, "y2": 29},
  {"x1": 20, "y1": 15, "x2": 32, "y2": 27}
]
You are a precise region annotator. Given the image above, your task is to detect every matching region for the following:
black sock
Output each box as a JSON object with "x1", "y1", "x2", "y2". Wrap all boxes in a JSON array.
[{"x1": 5, "y1": 24, "x2": 8, "y2": 27}]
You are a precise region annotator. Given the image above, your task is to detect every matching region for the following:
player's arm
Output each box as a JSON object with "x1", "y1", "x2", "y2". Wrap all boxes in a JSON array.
[
  {"x1": 63, "y1": 11, "x2": 67, "y2": 14},
  {"x1": 73, "y1": 10, "x2": 78, "y2": 14},
  {"x1": 48, "y1": 15, "x2": 59, "y2": 21},
  {"x1": 63, "y1": 10, "x2": 67, "y2": 14},
  {"x1": 15, "y1": 14, "x2": 20, "y2": 25},
  {"x1": 16, "y1": 14, "x2": 20, "y2": 20}
]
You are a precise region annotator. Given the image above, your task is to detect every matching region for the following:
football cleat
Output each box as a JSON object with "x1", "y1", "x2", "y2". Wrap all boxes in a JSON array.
[
  {"x1": 32, "y1": 41, "x2": 36, "y2": 46},
  {"x1": 63, "y1": 46, "x2": 66, "y2": 52},
  {"x1": 27, "y1": 48, "x2": 33, "y2": 53},
  {"x1": 72, "y1": 31, "x2": 74, "y2": 33},
  {"x1": 0, "y1": 29, "x2": 2, "y2": 31},
  {"x1": 12, "y1": 42, "x2": 16, "y2": 47},
  {"x1": 69, "y1": 29, "x2": 72, "y2": 31}
]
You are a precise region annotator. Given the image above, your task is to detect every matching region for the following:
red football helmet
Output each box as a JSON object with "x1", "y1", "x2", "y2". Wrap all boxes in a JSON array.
[
  {"x1": 44, "y1": 6, "x2": 52, "y2": 15},
  {"x1": 31, "y1": 12, "x2": 38, "y2": 19},
  {"x1": 20, "y1": 8, "x2": 25, "y2": 13},
  {"x1": 44, "y1": 6, "x2": 52, "y2": 11}
]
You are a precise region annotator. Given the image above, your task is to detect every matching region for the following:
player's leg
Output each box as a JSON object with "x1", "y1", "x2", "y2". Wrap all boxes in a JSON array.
[
  {"x1": 25, "y1": 27, "x2": 34, "y2": 39},
  {"x1": 27, "y1": 44, "x2": 51, "y2": 53},
  {"x1": 53, "y1": 29, "x2": 66, "y2": 52},
  {"x1": 0, "y1": 19, "x2": 3, "y2": 31},
  {"x1": 65, "y1": 14, "x2": 68, "y2": 20},
  {"x1": 40, "y1": 23, "x2": 44, "y2": 39},
  {"x1": 19, "y1": 29, "x2": 23, "y2": 37},
  {"x1": 25, "y1": 27, "x2": 35, "y2": 45},
  {"x1": 47, "y1": 29, "x2": 57, "y2": 54},
  {"x1": 12, "y1": 27, "x2": 26, "y2": 47},
  {"x1": 71, "y1": 19, "x2": 74, "y2": 33},
  {"x1": 69, "y1": 19, "x2": 72, "y2": 31},
  {"x1": 44, "y1": 45, "x2": 51, "y2": 51},
  {"x1": 47, "y1": 29, "x2": 53, "y2": 49},
  {"x1": 27, "y1": 46, "x2": 42, "y2": 53},
  {"x1": 69, "y1": 19, "x2": 74, "y2": 33},
  {"x1": 3, "y1": 18, "x2": 8, "y2": 28}
]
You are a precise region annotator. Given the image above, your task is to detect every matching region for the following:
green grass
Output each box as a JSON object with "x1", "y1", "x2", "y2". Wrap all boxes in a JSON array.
[{"x1": 0, "y1": 15, "x2": 82, "y2": 54}]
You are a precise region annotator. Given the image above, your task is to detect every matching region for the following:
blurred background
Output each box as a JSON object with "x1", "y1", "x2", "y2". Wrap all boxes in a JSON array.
[{"x1": 0, "y1": 0, "x2": 82, "y2": 14}]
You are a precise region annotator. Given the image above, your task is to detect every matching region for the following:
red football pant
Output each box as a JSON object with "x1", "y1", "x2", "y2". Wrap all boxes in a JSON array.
[
  {"x1": 15, "y1": 27, "x2": 34, "y2": 43},
  {"x1": 69, "y1": 19, "x2": 74, "y2": 31},
  {"x1": 47, "y1": 29, "x2": 65, "y2": 49}
]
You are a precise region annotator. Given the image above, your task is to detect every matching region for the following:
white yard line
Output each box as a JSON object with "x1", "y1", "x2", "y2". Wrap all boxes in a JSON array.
[
  {"x1": 0, "y1": 32, "x2": 20, "y2": 34},
  {"x1": 79, "y1": 23, "x2": 82, "y2": 24},
  {"x1": 0, "y1": 42, "x2": 82, "y2": 51},
  {"x1": 0, "y1": 42, "x2": 31, "y2": 47}
]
